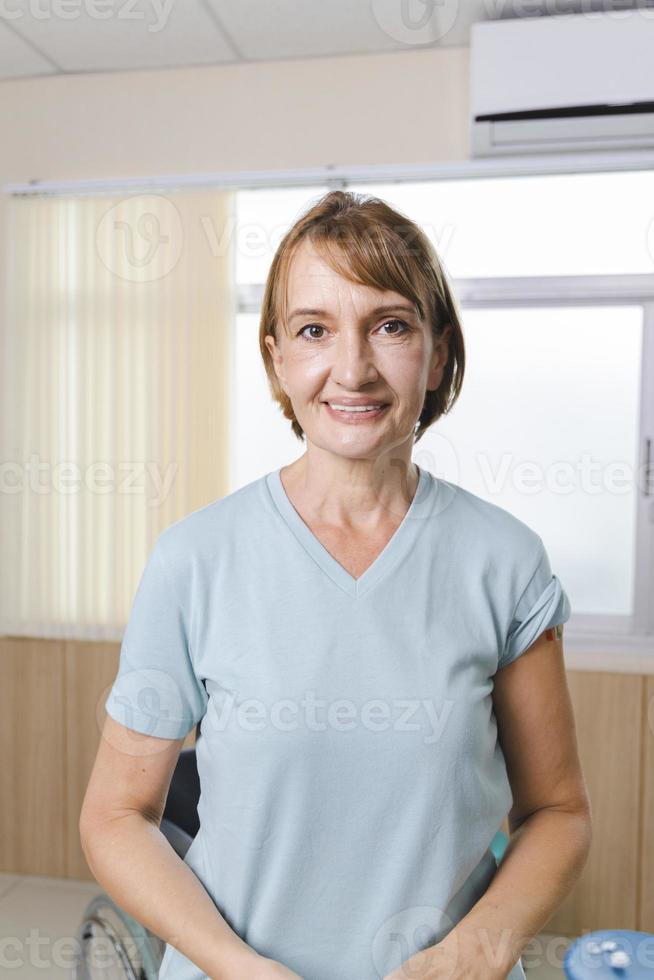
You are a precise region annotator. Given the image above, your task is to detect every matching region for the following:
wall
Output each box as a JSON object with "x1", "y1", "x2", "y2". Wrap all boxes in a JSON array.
[{"x1": 0, "y1": 44, "x2": 470, "y2": 299}]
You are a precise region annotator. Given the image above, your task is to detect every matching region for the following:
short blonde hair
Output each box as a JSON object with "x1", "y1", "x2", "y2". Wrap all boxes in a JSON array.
[{"x1": 258, "y1": 189, "x2": 465, "y2": 443}]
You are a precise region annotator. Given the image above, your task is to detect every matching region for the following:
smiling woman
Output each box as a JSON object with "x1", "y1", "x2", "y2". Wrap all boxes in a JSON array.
[{"x1": 91, "y1": 190, "x2": 589, "y2": 980}]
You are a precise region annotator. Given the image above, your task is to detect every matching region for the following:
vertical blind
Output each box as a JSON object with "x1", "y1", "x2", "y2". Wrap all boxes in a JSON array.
[{"x1": 0, "y1": 189, "x2": 235, "y2": 640}]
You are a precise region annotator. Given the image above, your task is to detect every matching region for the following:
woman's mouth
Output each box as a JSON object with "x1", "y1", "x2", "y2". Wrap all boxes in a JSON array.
[{"x1": 322, "y1": 401, "x2": 389, "y2": 423}]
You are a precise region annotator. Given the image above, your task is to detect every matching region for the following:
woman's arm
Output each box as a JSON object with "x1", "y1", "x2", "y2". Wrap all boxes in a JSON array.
[
  {"x1": 79, "y1": 715, "x2": 301, "y2": 980},
  {"x1": 386, "y1": 626, "x2": 592, "y2": 979},
  {"x1": 446, "y1": 625, "x2": 592, "y2": 976}
]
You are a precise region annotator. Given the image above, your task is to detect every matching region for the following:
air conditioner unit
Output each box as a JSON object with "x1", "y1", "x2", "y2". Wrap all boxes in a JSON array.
[{"x1": 470, "y1": 10, "x2": 654, "y2": 157}]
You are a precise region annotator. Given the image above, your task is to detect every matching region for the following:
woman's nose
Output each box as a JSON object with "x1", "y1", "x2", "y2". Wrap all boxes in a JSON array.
[{"x1": 329, "y1": 332, "x2": 378, "y2": 387}]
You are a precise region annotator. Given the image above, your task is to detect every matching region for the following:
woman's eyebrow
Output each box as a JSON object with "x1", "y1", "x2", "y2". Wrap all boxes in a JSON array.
[{"x1": 288, "y1": 303, "x2": 419, "y2": 322}]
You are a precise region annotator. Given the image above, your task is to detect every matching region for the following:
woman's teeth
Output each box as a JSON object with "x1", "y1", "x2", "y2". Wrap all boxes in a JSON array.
[{"x1": 328, "y1": 404, "x2": 384, "y2": 412}]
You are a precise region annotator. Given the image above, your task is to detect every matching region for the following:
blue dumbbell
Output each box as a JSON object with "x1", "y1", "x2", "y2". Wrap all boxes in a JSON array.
[{"x1": 564, "y1": 930, "x2": 654, "y2": 978}]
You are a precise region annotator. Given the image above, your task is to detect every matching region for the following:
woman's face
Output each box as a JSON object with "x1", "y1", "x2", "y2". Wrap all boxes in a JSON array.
[{"x1": 265, "y1": 238, "x2": 450, "y2": 461}]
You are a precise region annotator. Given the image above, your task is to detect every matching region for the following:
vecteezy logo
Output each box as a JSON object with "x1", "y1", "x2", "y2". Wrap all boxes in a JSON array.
[
  {"x1": 371, "y1": 904, "x2": 458, "y2": 977},
  {"x1": 95, "y1": 194, "x2": 183, "y2": 283},
  {"x1": 370, "y1": 0, "x2": 460, "y2": 46},
  {"x1": 99, "y1": 667, "x2": 189, "y2": 756}
]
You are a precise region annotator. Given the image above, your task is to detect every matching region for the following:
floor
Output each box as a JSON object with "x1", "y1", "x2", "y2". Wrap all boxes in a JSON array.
[
  {"x1": 0, "y1": 871, "x2": 574, "y2": 977},
  {"x1": 0, "y1": 872, "x2": 100, "y2": 978}
]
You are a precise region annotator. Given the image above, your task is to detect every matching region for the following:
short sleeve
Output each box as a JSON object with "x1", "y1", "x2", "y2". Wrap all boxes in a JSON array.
[
  {"x1": 497, "y1": 539, "x2": 571, "y2": 671},
  {"x1": 104, "y1": 536, "x2": 208, "y2": 739}
]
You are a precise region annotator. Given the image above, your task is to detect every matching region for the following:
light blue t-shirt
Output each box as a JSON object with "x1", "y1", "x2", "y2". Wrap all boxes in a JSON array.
[{"x1": 105, "y1": 463, "x2": 571, "y2": 980}]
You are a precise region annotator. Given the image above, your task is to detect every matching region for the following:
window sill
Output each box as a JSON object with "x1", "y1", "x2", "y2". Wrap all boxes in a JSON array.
[{"x1": 563, "y1": 629, "x2": 654, "y2": 673}]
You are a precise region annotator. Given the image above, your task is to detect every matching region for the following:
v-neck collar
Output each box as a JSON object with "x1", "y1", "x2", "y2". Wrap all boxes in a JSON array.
[{"x1": 265, "y1": 463, "x2": 437, "y2": 598}]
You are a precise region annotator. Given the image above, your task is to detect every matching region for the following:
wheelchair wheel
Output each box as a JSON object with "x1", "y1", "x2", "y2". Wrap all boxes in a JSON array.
[{"x1": 72, "y1": 892, "x2": 164, "y2": 979}]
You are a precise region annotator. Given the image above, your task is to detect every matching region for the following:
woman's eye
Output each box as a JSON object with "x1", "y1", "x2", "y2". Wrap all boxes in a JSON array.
[
  {"x1": 379, "y1": 318, "x2": 409, "y2": 336},
  {"x1": 298, "y1": 324, "x2": 326, "y2": 341}
]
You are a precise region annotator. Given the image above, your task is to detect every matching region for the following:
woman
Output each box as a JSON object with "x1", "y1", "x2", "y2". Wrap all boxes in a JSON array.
[{"x1": 80, "y1": 190, "x2": 592, "y2": 980}]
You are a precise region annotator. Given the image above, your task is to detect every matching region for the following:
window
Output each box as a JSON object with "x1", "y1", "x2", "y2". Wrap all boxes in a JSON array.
[
  {"x1": 355, "y1": 171, "x2": 654, "y2": 278},
  {"x1": 422, "y1": 304, "x2": 643, "y2": 621}
]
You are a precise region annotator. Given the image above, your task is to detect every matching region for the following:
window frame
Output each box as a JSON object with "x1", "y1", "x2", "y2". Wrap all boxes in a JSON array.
[{"x1": 456, "y1": 273, "x2": 654, "y2": 645}]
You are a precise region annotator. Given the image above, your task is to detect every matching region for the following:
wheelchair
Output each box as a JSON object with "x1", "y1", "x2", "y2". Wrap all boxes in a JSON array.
[{"x1": 73, "y1": 724, "x2": 202, "y2": 979}]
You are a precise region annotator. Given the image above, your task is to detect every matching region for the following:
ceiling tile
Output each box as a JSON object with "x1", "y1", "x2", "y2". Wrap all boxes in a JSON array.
[
  {"x1": 204, "y1": 0, "x2": 493, "y2": 58},
  {"x1": 0, "y1": 19, "x2": 56, "y2": 80},
  {"x1": 6, "y1": 0, "x2": 238, "y2": 73},
  {"x1": 205, "y1": 0, "x2": 411, "y2": 60}
]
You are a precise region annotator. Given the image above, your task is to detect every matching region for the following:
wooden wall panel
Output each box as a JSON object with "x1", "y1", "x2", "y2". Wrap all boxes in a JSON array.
[
  {"x1": 546, "y1": 672, "x2": 643, "y2": 935},
  {"x1": 0, "y1": 637, "x2": 66, "y2": 876},
  {"x1": 64, "y1": 640, "x2": 197, "y2": 882},
  {"x1": 2, "y1": 638, "x2": 652, "y2": 942},
  {"x1": 64, "y1": 640, "x2": 120, "y2": 880},
  {"x1": 641, "y1": 674, "x2": 654, "y2": 931}
]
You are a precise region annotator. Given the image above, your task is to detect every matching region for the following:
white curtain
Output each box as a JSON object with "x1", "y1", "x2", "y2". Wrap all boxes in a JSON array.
[{"x1": 0, "y1": 189, "x2": 235, "y2": 640}]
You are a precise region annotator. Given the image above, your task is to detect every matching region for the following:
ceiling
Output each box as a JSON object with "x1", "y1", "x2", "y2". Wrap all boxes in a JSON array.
[{"x1": 0, "y1": 0, "x2": 652, "y2": 82}]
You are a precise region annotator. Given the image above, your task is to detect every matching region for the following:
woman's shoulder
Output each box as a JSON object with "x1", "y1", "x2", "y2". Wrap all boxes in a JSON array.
[
  {"x1": 435, "y1": 476, "x2": 544, "y2": 566},
  {"x1": 153, "y1": 472, "x2": 271, "y2": 568}
]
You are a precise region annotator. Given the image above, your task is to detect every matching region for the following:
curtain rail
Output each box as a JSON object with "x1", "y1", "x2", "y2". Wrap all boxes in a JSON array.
[{"x1": 4, "y1": 148, "x2": 654, "y2": 197}]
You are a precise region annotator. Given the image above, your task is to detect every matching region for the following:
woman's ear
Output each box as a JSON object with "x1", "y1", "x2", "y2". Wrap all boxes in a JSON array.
[
  {"x1": 426, "y1": 323, "x2": 451, "y2": 391},
  {"x1": 264, "y1": 333, "x2": 289, "y2": 395},
  {"x1": 438, "y1": 322, "x2": 452, "y2": 350}
]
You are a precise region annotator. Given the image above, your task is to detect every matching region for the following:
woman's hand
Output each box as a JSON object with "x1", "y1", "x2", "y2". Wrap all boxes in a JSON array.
[
  {"x1": 207, "y1": 950, "x2": 304, "y2": 979},
  {"x1": 249, "y1": 954, "x2": 305, "y2": 979},
  {"x1": 383, "y1": 933, "x2": 510, "y2": 980}
]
